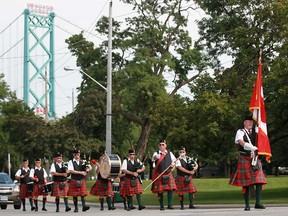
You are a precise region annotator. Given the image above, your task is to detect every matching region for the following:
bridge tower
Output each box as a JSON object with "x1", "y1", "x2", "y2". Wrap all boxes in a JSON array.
[{"x1": 23, "y1": 4, "x2": 55, "y2": 118}]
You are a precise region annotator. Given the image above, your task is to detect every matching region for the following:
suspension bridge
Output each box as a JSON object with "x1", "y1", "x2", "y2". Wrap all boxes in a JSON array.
[{"x1": 0, "y1": 2, "x2": 109, "y2": 119}]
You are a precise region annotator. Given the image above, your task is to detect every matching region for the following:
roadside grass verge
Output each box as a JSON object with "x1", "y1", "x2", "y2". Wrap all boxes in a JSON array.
[{"x1": 85, "y1": 176, "x2": 288, "y2": 205}]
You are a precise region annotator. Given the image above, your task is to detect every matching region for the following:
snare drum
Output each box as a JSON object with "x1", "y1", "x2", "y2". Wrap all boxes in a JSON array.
[
  {"x1": 42, "y1": 182, "x2": 53, "y2": 194},
  {"x1": 100, "y1": 154, "x2": 121, "y2": 179}
]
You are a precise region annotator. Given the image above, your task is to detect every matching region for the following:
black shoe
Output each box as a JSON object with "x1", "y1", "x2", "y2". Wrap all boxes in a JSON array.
[
  {"x1": 138, "y1": 205, "x2": 145, "y2": 210},
  {"x1": 189, "y1": 204, "x2": 196, "y2": 209},
  {"x1": 127, "y1": 207, "x2": 131, "y2": 211},
  {"x1": 65, "y1": 207, "x2": 71, "y2": 212},
  {"x1": 167, "y1": 205, "x2": 174, "y2": 210},
  {"x1": 180, "y1": 206, "x2": 185, "y2": 210},
  {"x1": 42, "y1": 207, "x2": 47, "y2": 211},
  {"x1": 74, "y1": 208, "x2": 78, "y2": 212},
  {"x1": 35, "y1": 207, "x2": 38, "y2": 212},
  {"x1": 100, "y1": 207, "x2": 104, "y2": 211},
  {"x1": 255, "y1": 204, "x2": 266, "y2": 209},
  {"x1": 56, "y1": 208, "x2": 59, "y2": 212},
  {"x1": 160, "y1": 207, "x2": 165, "y2": 211},
  {"x1": 31, "y1": 206, "x2": 36, "y2": 211},
  {"x1": 82, "y1": 206, "x2": 90, "y2": 212},
  {"x1": 244, "y1": 207, "x2": 250, "y2": 211},
  {"x1": 23, "y1": 207, "x2": 26, "y2": 211},
  {"x1": 131, "y1": 206, "x2": 136, "y2": 210}
]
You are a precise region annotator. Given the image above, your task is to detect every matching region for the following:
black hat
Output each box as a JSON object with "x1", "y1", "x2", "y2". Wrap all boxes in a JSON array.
[
  {"x1": 244, "y1": 115, "x2": 253, "y2": 121},
  {"x1": 159, "y1": 139, "x2": 166, "y2": 144},
  {"x1": 35, "y1": 158, "x2": 41, "y2": 162},
  {"x1": 54, "y1": 152, "x2": 62, "y2": 157},
  {"x1": 128, "y1": 149, "x2": 135, "y2": 154},
  {"x1": 73, "y1": 149, "x2": 80, "y2": 154},
  {"x1": 179, "y1": 146, "x2": 186, "y2": 151}
]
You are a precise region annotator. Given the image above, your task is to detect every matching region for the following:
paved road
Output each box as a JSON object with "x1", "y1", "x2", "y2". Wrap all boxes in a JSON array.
[{"x1": 1, "y1": 202, "x2": 287, "y2": 216}]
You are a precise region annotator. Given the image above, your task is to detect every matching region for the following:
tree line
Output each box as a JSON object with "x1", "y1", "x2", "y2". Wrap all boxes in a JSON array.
[{"x1": 1, "y1": 0, "x2": 287, "y2": 176}]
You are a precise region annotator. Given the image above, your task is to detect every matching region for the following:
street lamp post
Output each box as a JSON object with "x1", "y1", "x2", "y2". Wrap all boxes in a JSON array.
[{"x1": 63, "y1": 67, "x2": 111, "y2": 154}]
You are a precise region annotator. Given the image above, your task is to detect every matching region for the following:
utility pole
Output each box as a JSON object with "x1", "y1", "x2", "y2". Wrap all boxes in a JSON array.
[
  {"x1": 106, "y1": 0, "x2": 113, "y2": 154},
  {"x1": 45, "y1": 67, "x2": 49, "y2": 124},
  {"x1": 72, "y1": 88, "x2": 75, "y2": 112}
]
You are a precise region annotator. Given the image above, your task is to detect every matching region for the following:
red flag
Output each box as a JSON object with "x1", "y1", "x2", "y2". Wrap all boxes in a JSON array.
[{"x1": 249, "y1": 55, "x2": 272, "y2": 163}]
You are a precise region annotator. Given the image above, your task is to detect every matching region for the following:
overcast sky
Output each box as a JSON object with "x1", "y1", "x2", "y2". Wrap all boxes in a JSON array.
[{"x1": 0, "y1": 0, "x2": 203, "y2": 118}]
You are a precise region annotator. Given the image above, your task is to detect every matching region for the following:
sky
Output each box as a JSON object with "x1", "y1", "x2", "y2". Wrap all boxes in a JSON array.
[{"x1": 0, "y1": 0, "x2": 204, "y2": 118}]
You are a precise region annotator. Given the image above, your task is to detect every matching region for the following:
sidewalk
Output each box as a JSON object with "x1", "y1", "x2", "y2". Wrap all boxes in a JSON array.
[{"x1": 45, "y1": 195, "x2": 287, "y2": 209}]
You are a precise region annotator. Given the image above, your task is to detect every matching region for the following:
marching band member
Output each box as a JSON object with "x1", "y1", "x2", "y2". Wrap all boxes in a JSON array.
[
  {"x1": 50, "y1": 152, "x2": 71, "y2": 212},
  {"x1": 29, "y1": 158, "x2": 48, "y2": 211},
  {"x1": 67, "y1": 149, "x2": 91, "y2": 212},
  {"x1": 229, "y1": 115, "x2": 267, "y2": 211},
  {"x1": 175, "y1": 147, "x2": 198, "y2": 210},
  {"x1": 90, "y1": 160, "x2": 116, "y2": 211},
  {"x1": 152, "y1": 140, "x2": 177, "y2": 211},
  {"x1": 15, "y1": 159, "x2": 35, "y2": 211},
  {"x1": 120, "y1": 149, "x2": 145, "y2": 211}
]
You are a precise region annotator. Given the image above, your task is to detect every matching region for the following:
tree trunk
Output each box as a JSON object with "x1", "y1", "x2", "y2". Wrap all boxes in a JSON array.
[{"x1": 136, "y1": 119, "x2": 152, "y2": 161}]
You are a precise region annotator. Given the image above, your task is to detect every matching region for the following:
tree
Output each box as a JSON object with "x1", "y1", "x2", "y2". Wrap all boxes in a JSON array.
[
  {"x1": 194, "y1": 0, "x2": 288, "y2": 171},
  {"x1": 66, "y1": 0, "x2": 207, "y2": 159}
]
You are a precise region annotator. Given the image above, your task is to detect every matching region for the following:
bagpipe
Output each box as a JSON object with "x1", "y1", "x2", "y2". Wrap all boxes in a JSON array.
[
  {"x1": 133, "y1": 160, "x2": 144, "y2": 184},
  {"x1": 186, "y1": 156, "x2": 197, "y2": 170}
]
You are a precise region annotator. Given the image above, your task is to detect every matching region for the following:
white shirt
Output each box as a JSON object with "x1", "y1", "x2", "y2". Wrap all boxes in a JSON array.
[
  {"x1": 29, "y1": 167, "x2": 48, "y2": 178},
  {"x1": 176, "y1": 156, "x2": 187, "y2": 167},
  {"x1": 68, "y1": 158, "x2": 80, "y2": 171},
  {"x1": 15, "y1": 167, "x2": 30, "y2": 177},
  {"x1": 152, "y1": 150, "x2": 176, "y2": 162},
  {"x1": 235, "y1": 127, "x2": 259, "y2": 144},
  {"x1": 50, "y1": 162, "x2": 62, "y2": 173},
  {"x1": 121, "y1": 158, "x2": 144, "y2": 170}
]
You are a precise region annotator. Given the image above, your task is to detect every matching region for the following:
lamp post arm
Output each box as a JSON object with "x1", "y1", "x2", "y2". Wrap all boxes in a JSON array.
[{"x1": 64, "y1": 67, "x2": 107, "y2": 92}]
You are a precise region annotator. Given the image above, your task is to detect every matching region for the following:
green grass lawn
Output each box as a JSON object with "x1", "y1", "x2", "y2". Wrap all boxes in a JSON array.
[{"x1": 85, "y1": 176, "x2": 288, "y2": 205}]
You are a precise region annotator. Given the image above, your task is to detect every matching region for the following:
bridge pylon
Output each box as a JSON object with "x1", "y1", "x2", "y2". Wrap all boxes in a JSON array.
[{"x1": 23, "y1": 6, "x2": 55, "y2": 118}]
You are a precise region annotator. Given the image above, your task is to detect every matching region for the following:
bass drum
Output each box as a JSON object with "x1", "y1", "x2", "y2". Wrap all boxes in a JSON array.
[{"x1": 100, "y1": 154, "x2": 121, "y2": 179}]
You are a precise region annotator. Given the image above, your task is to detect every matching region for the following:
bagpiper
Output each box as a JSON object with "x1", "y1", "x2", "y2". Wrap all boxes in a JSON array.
[
  {"x1": 175, "y1": 146, "x2": 198, "y2": 209},
  {"x1": 67, "y1": 149, "x2": 91, "y2": 212},
  {"x1": 15, "y1": 159, "x2": 35, "y2": 211},
  {"x1": 50, "y1": 152, "x2": 71, "y2": 212},
  {"x1": 29, "y1": 158, "x2": 48, "y2": 211},
  {"x1": 120, "y1": 149, "x2": 145, "y2": 211}
]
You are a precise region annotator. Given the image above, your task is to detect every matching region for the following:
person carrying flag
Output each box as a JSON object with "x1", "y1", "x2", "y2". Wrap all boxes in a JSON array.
[{"x1": 229, "y1": 115, "x2": 267, "y2": 211}]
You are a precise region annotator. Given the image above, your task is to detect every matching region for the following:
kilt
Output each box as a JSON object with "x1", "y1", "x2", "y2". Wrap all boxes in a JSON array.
[
  {"x1": 119, "y1": 177, "x2": 143, "y2": 196},
  {"x1": 51, "y1": 181, "x2": 69, "y2": 197},
  {"x1": 175, "y1": 175, "x2": 197, "y2": 195},
  {"x1": 229, "y1": 156, "x2": 267, "y2": 188},
  {"x1": 19, "y1": 184, "x2": 33, "y2": 199},
  {"x1": 67, "y1": 179, "x2": 88, "y2": 197},
  {"x1": 90, "y1": 180, "x2": 114, "y2": 197},
  {"x1": 32, "y1": 183, "x2": 46, "y2": 197},
  {"x1": 152, "y1": 172, "x2": 177, "y2": 193}
]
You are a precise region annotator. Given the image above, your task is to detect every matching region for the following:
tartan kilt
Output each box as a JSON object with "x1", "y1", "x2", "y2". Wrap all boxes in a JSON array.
[
  {"x1": 90, "y1": 180, "x2": 114, "y2": 197},
  {"x1": 119, "y1": 177, "x2": 143, "y2": 196},
  {"x1": 229, "y1": 156, "x2": 267, "y2": 187},
  {"x1": 152, "y1": 172, "x2": 177, "y2": 193},
  {"x1": 51, "y1": 181, "x2": 69, "y2": 197},
  {"x1": 32, "y1": 183, "x2": 46, "y2": 197},
  {"x1": 67, "y1": 179, "x2": 88, "y2": 197},
  {"x1": 19, "y1": 184, "x2": 33, "y2": 199},
  {"x1": 175, "y1": 175, "x2": 197, "y2": 195}
]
